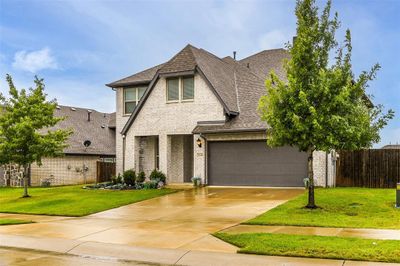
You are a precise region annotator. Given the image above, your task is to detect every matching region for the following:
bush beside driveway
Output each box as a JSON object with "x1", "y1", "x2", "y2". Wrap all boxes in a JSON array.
[{"x1": 0, "y1": 185, "x2": 177, "y2": 216}]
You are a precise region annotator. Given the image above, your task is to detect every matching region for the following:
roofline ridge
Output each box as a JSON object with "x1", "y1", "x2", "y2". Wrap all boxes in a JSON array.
[
  {"x1": 57, "y1": 105, "x2": 113, "y2": 115},
  {"x1": 106, "y1": 62, "x2": 165, "y2": 87},
  {"x1": 239, "y1": 48, "x2": 287, "y2": 62}
]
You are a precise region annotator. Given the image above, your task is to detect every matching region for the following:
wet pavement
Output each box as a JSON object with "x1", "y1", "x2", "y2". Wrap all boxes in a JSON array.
[
  {"x1": 0, "y1": 247, "x2": 156, "y2": 266},
  {"x1": 0, "y1": 187, "x2": 304, "y2": 252},
  {"x1": 222, "y1": 225, "x2": 400, "y2": 240}
]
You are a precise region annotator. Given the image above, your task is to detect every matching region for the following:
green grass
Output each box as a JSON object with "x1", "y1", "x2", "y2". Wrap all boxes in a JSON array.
[
  {"x1": 247, "y1": 188, "x2": 400, "y2": 229},
  {"x1": 0, "y1": 185, "x2": 177, "y2": 216},
  {"x1": 0, "y1": 218, "x2": 33, "y2": 226},
  {"x1": 215, "y1": 233, "x2": 400, "y2": 263}
]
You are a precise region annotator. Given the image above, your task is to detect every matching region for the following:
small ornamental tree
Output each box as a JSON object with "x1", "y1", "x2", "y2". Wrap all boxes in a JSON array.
[
  {"x1": 258, "y1": 0, "x2": 394, "y2": 208},
  {"x1": 0, "y1": 75, "x2": 72, "y2": 197}
]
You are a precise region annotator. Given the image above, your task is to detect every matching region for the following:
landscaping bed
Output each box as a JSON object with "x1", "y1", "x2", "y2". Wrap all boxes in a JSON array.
[
  {"x1": 246, "y1": 188, "x2": 400, "y2": 229},
  {"x1": 215, "y1": 232, "x2": 400, "y2": 263}
]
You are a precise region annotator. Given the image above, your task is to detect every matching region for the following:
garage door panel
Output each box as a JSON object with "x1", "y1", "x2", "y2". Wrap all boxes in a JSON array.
[{"x1": 208, "y1": 141, "x2": 308, "y2": 187}]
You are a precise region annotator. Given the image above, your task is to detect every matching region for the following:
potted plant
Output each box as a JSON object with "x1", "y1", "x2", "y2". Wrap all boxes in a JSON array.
[{"x1": 191, "y1": 176, "x2": 201, "y2": 187}]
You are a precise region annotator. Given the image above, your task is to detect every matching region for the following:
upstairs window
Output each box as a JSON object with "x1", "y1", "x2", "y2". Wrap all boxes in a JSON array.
[
  {"x1": 166, "y1": 76, "x2": 194, "y2": 102},
  {"x1": 182, "y1": 77, "x2": 194, "y2": 101},
  {"x1": 167, "y1": 78, "x2": 179, "y2": 102},
  {"x1": 124, "y1": 87, "x2": 146, "y2": 115}
]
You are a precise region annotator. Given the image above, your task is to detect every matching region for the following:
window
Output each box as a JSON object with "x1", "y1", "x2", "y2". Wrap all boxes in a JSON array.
[
  {"x1": 167, "y1": 78, "x2": 179, "y2": 102},
  {"x1": 123, "y1": 87, "x2": 146, "y2": 114},
  {"x1": 182, "y1": 77, "x2": 194, "y2": 100},
  {"x1": 166, "y1": 76, "x2": 194, "y2": 102}
]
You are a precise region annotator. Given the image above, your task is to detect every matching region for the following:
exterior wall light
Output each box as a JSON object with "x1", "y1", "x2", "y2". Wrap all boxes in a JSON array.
[{"x1": 196, "y1": 138, "x2": 202, "y2": 148}]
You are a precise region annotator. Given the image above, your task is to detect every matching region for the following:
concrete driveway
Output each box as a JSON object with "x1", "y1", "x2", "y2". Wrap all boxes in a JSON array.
[{"x1": 0, "y1": 187, "x2": 303, "y2": 253}]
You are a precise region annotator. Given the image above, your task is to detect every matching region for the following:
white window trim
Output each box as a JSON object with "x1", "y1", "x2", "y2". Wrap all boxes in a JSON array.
[
  {"x1": 166, "y1": 77, "x2": 180, "y2": 103},
  {"x1": 181, "y1": 76, "x2": 194, "y2": 102},
  {"x1": 166, "y1": 76, "x2": 194, "y2": 103},
  {"x1": 123, "y1": 87, "x2": 144, "y2": 115}
]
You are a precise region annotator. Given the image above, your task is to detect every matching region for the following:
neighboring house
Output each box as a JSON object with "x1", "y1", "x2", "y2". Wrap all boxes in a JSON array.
[
  {"x1": 382, "y1": 144, "x2": 400, "y2": 149},
  {"x1": 27, "y1": 106, "x2": 116, "y2": 186},
  {"x1": 107, "y1": 44, "x2": 336, "y2": 187}
]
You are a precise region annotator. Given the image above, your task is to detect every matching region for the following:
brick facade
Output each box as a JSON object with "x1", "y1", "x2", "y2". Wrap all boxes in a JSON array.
[{"x1": 115, "y1": 74, "x2": 334, "y2": 187}]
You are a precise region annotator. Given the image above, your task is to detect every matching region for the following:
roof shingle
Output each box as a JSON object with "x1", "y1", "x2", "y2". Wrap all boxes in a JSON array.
[{"x1": 46, "y1": 106, "x2": 116, "y2": 155}]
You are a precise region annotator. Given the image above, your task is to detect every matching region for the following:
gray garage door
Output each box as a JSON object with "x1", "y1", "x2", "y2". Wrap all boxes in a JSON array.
[{"x1": 208, "y1": 141, "x2": 308, "y2": 187}]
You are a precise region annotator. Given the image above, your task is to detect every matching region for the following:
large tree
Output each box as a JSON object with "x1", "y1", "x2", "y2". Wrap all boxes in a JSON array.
[
  {"x1": 0, "y1": 75, "x2": 71, "y2": 197},
  {"x1": 259, "y1": 0, "x2": 394, "y2": 208}
]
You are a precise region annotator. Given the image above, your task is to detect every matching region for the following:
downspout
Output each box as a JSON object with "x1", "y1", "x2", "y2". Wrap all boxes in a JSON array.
[
  {"x1": 325, "y1": 151, "x2": 329, "y2": 187},
  {"x1": 199, "y1": 133, "x2": 208, "y2": 185},
  {"x1": 122, "y1": 134, "x2": 126, "y2": 172}
]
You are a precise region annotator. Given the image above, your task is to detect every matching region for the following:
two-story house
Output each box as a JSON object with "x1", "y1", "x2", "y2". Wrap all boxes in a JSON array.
[{"x1": 107, "y1": 44, "x2": 336, "y2": 187}]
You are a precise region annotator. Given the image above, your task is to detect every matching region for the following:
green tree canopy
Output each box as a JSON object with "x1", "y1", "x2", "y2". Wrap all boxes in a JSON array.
[
  {"x1": 0, "y1": 75, "x2": 72, "y2": 197},
  {"x1": 259, "y1": 0, "x2": 394, "y2": 208}
]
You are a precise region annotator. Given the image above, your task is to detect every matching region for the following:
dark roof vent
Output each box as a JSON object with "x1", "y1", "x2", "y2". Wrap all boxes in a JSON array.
[
  {"x1": 247, "y1": 63, "x2": 250, "y2": 68},
  {"x1": 87, "y1": 110, "x2": 92, "y2": 122}
]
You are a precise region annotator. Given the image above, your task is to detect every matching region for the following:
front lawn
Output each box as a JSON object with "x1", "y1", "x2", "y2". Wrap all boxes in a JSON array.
[
  {"x1": 246, "y1": 188, "x2": 400, "y2": 229},
  {"x1": 215, "y1": 233, "x2": 400, "y2": 263},
  {"x1": 0, "y1": 185, "x2": 177, "y2": 216},
  {"x1": 0, "y1": 218, "x2": 33, "y2": 226}
]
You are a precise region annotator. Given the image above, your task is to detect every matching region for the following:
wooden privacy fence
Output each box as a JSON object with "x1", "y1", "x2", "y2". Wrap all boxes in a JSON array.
[
  {"x1": 96, "y1": 161, "x2": 116, "y2": 183},
  {"x1": 336, "y1": 149, "x2": 400, "y2": 188}
]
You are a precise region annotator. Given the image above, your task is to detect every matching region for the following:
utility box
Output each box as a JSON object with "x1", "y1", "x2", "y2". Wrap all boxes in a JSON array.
[{"x1": 397, "y1": 183, "x2": 400, "y2": 208}]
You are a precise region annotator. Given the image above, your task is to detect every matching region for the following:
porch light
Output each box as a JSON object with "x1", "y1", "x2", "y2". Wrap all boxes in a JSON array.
[{"x1": 196, "y1": 138, "x2": 202, "y2": 148}]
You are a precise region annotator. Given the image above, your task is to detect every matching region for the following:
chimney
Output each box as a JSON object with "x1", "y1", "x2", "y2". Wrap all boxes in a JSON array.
[
  {"x1": 233, "y1": 51, "x2": 237, "y2": 60},
  {"x1": 87, "y1": 110, "x2": 92, "y2": 122}
]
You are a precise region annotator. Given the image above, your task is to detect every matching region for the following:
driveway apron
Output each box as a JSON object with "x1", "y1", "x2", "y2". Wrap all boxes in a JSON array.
[{"x1": 0, "y1": 187, "x2": 303, "y2": 253}]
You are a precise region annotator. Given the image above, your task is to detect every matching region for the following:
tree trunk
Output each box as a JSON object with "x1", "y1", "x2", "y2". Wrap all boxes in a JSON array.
[
  {"x1": 22, "y1": 164, "x2": 30, "y2": 198},
  {"x1": 306, "y1": 149, "x2": 317, "y2": 208}
]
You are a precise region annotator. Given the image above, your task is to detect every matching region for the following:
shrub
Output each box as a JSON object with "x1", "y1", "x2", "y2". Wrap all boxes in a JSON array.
[
  {"x1": 137, "y1": 171, "x2": 146, "y2": 183},
  {"x1": 123, "y1": 169, "x2": 136, "y2": 186},
  {"x1": 149, "y1": 169, "x2": 166, "y2": 183},
  {"x1": 143, "y1": 180, "x2": 158, "y2": 189},
  {"x1": 111, "y1": 174, "x2": 123, "y2": 184}
]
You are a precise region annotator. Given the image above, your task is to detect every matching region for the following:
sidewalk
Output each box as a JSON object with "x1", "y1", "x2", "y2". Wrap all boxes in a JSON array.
[
  {"x1": 221, "y1": 225, "x2": 400, "y2": 240},
  {"x1": 1, "y1": 233, "x2": 399, "y2": 266}
]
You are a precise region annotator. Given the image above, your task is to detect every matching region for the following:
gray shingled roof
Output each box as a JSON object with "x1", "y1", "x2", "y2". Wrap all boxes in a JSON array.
[
  {"x1": 382, "y1": 144, "x2": 400, "y2": 149},
  {"x1": 106, "y1": 63, "x2": 165, "y2": 88},
  {"x1": 47, "y1": 106, "x2": 116, "y2": 155},
  {"x1": 108, "y1": 44, "x2": 289, "y2": 134},
  {"x1": 239, "y1": 48, "x2": 289, "y2": 81},
  {"x1": 193, "y1": 49, "x2": 289, "y2": 133}
]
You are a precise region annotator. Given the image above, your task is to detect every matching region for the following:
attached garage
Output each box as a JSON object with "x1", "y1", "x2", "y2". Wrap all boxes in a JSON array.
[{"x1": 207, "y1": 141, "x2": 308, "y2": 187}]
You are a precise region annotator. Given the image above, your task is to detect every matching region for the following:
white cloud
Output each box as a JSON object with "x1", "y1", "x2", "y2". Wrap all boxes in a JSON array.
[
  {"x1": 259, "y1": 30, "x2": 293, "y2": 50},
  {"x1": 12, "y1": 47, "x2": 58, "y2": 73}
]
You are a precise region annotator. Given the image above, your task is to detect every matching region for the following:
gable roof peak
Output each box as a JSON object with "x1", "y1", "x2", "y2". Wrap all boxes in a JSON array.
[{"x1": 158, "y1": 44, "x2": 198, "y2": 74}]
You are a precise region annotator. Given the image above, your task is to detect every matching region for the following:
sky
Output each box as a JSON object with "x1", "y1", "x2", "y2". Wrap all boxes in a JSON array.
[{"x1": 0, "y1": 0, "x2": 399, "y2": 147}]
